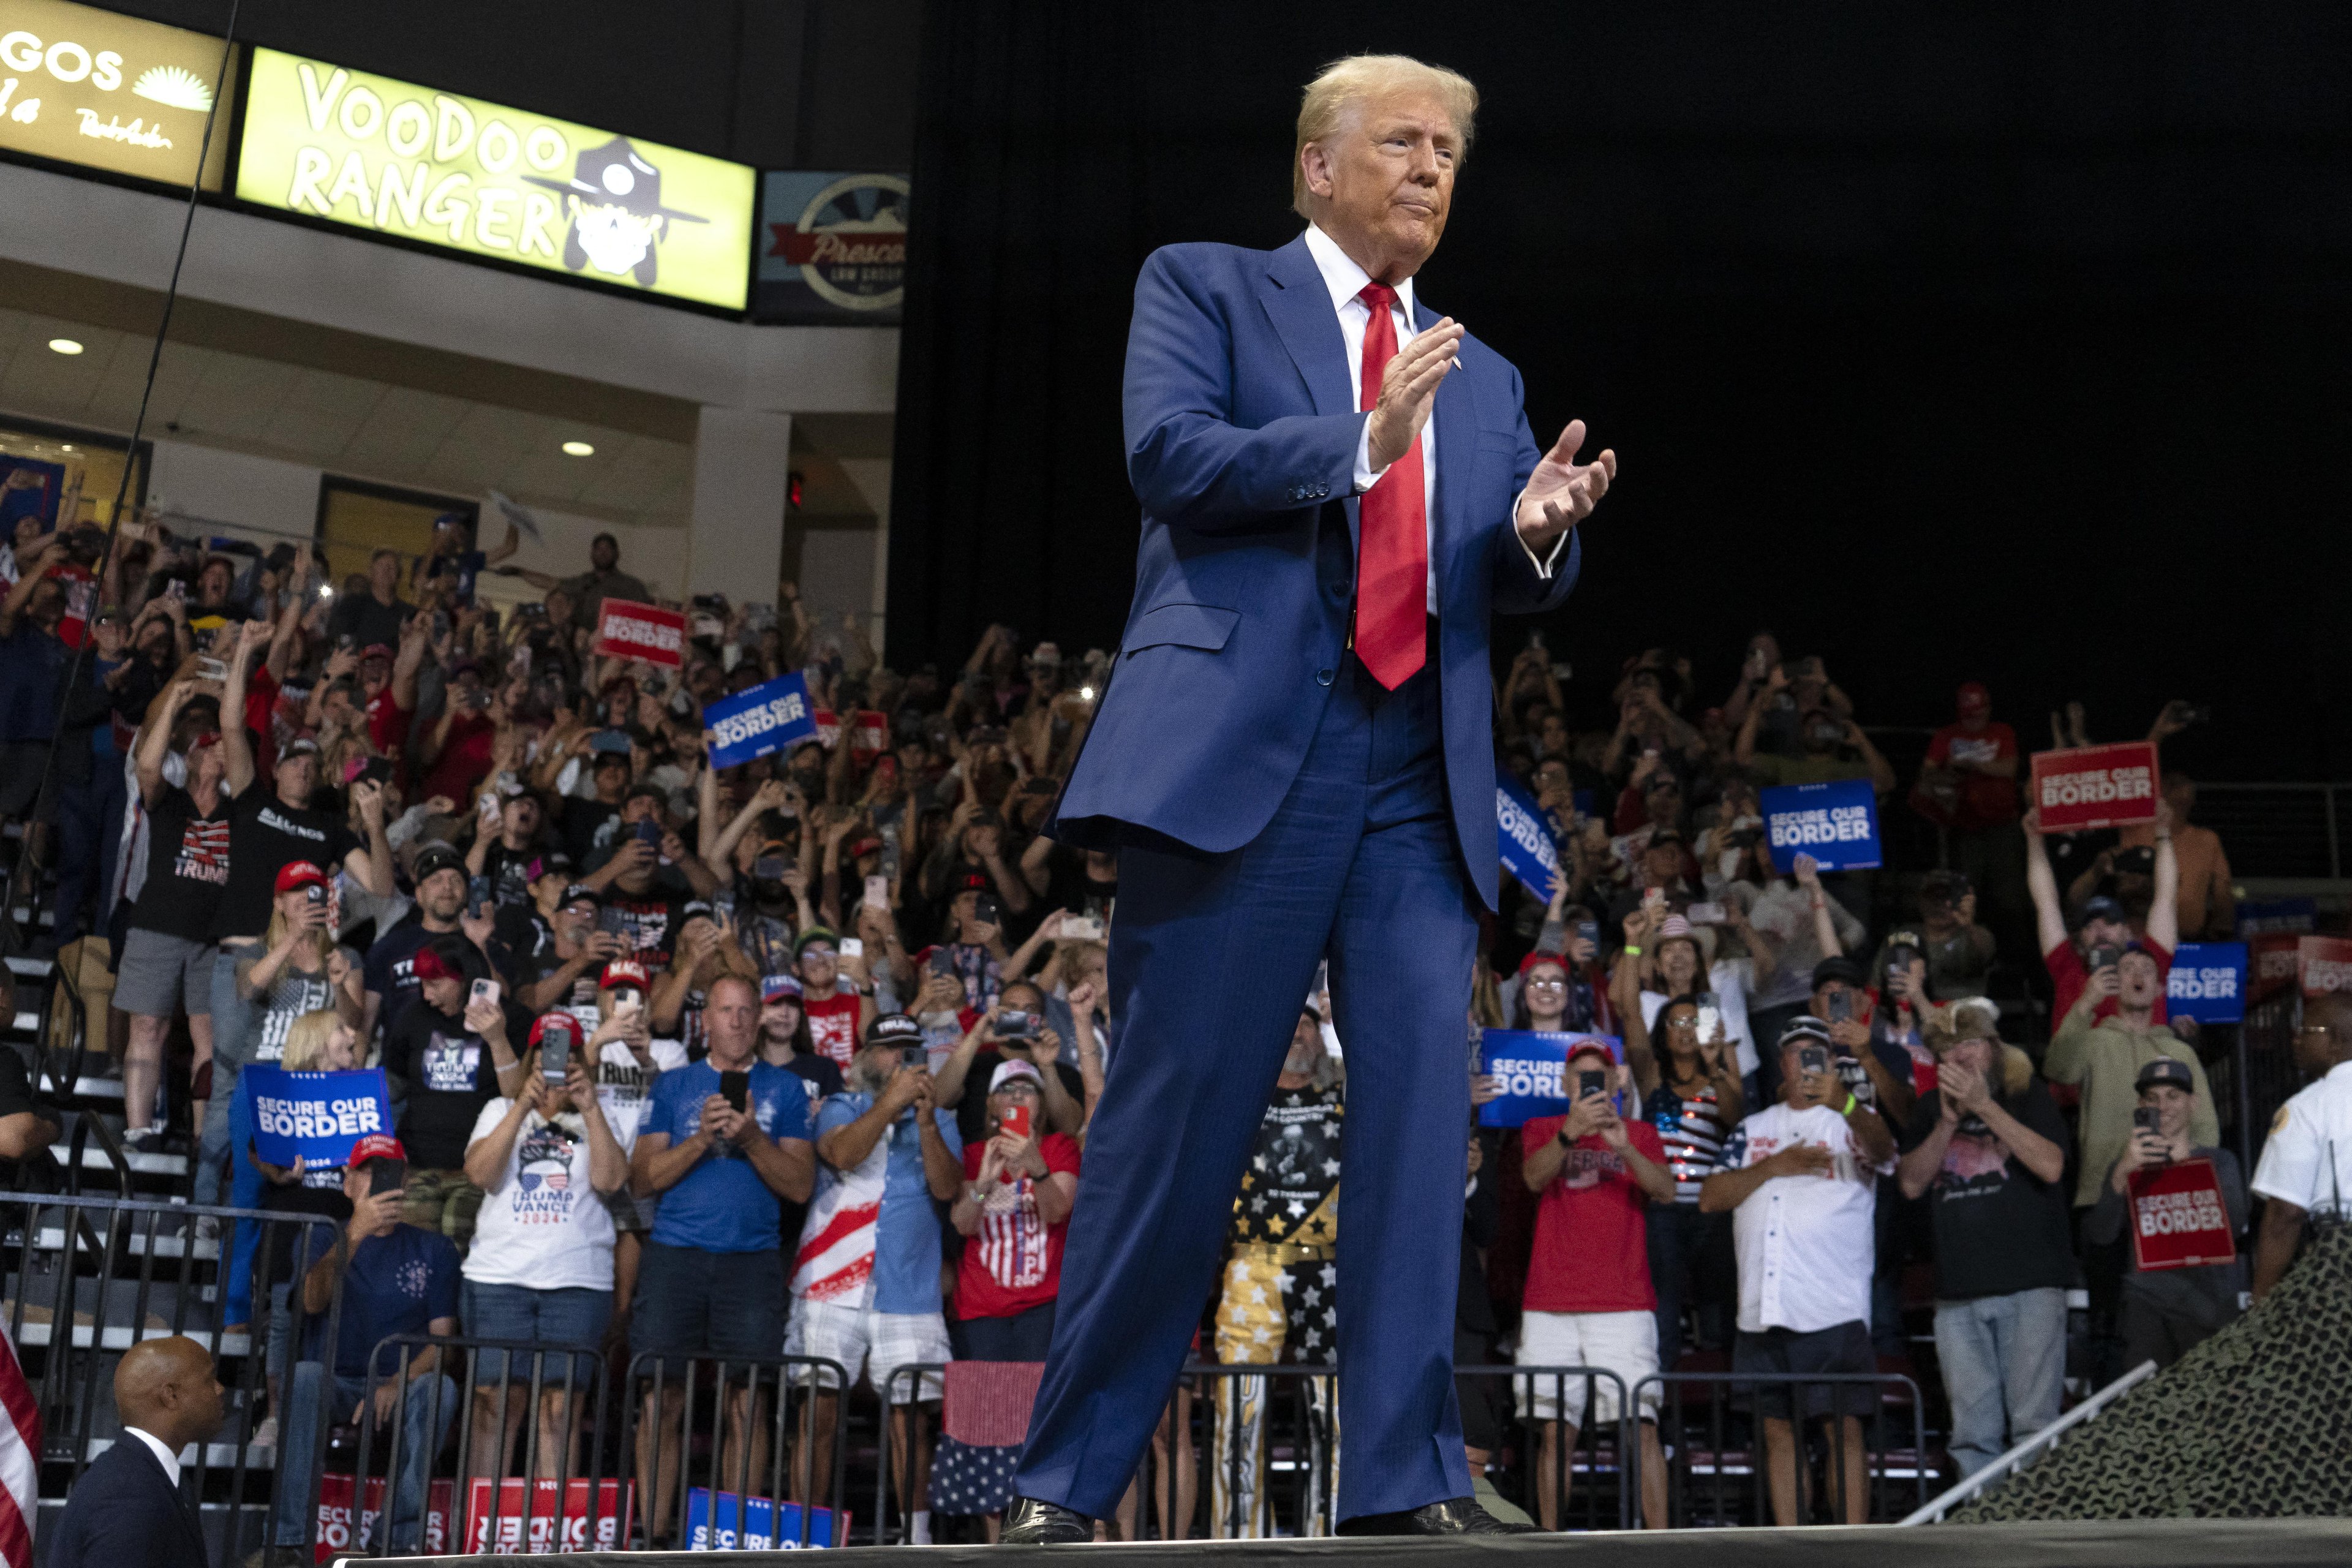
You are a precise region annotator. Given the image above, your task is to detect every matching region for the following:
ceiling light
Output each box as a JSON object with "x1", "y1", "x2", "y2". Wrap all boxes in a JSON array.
[
  {"x1": 48, "y1": 338, "x2": 83, "y2": 356},
  {"x1": 560, "y1": 440, "x2": 594, "y2": 457},
  {"x1": 59, "y1": 444, "x2": 74, "y2": 453}
]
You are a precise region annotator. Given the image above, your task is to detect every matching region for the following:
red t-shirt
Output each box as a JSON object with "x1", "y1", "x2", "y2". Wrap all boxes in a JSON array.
[
  {"x1": 1926, "y1": 720, "x2": 2020, "y2": 829},
  {"x1": 2045, "y1": 938, "x2": 2172, "y2": 1027},
  {"x1": 366, "y1": 685, "x2": 412, "y2": 771},
  {"x1": 804, "y1": 991, "x2": 863, "y2": 1069},
  {"x1": 956, "y1": 1133, "x2": 1082, "y2": 1321},
  {"x1": 1520, "y1": 1114, "x2": 1666, "y2": 1314},
  {"x1": 418, "y1": 710, "x2": 496, "y2": 807},
  {"x1": 243, "y1": 665, "x2": 279, "y2": 776}
]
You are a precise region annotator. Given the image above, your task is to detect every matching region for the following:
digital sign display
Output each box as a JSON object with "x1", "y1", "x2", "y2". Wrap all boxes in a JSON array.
[
  {"x1": 0, "y1": 0, "x2": 235, "y2": 189},
  {"x1": 236, "y1": 48, "x2": 755, "y2": 311}
]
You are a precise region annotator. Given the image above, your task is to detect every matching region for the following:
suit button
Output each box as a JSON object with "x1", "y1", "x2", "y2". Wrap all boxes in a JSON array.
[
  {"x1": 1316, "y1": 484, "x2": 1329, "y2": 498},
  {"x1": 1316, "y1": 668, "x2": 1335, "y2": 687}
]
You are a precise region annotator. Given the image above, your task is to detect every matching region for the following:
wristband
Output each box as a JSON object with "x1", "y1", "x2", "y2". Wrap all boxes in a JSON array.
[
  {"x1": 1841, "y1": 1093, "x2": 1858, "y2": 1116},
  {"x1": 1623, "y1": 945, "x2": 1643, "y2": 957}
]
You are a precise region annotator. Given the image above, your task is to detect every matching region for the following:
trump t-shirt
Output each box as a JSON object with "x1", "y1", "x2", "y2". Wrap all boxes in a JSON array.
[{"x1": 1519, "y1": 1114, "x2": 1666, "y2": 1314}]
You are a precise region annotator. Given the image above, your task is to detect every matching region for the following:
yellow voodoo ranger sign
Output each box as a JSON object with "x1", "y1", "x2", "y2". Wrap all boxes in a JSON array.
[
  {"x1": 236, "y1": 48, "x2": 755, "y2": 310},
  {"x1": 0, "y1": 0, "x2": 236, "y2": 188}
]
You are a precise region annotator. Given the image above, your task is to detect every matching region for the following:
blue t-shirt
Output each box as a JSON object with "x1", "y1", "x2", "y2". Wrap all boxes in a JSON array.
[
  {"x1": 320, "y1": 1223, "x2": 461, "y2": 1379},
  {"x1": 646, "y1": 1060, "x2": 814, "y2": 1254},
  {"x1": 812, "y1": 1092, "x2": 961, "y2": 1315}
]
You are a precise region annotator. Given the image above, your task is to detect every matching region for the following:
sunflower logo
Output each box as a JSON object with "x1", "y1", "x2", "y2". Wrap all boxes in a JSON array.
[{"x1": 130, "y1": 66, "x2": 213, "y2": 113}]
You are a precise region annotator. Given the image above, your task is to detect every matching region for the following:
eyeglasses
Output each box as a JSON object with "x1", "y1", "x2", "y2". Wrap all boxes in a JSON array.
[
  {"x1": 2296, "y1": 1023, "x2": 2335, "y2": 1039},
  {"x1": 1665, "y1": 1016, "x2": 1699, "y2": 1031},
  {"x1": 1525, "y1": 976, "x2": 1568, "y2": 990}
]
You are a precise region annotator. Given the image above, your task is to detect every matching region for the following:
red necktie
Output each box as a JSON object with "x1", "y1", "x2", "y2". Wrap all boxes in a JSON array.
[{"x1": 1353, "y1": 282, "x2": 1427, "y2": 688}]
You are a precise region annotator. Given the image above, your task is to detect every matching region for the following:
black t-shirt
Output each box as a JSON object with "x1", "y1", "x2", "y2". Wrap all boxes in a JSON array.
[
  {"x1": 214, "y1": 788, "x2": 363, "y2": 940},
  {"x1": 259, "y1": 1167, "x2": 355, "y2": 1285},
  {"x1": 480, "y1": 840, "x2": 541, "y2": 911},
  {"x1": 1038, "y1": 845, "x2": 1117, "y2": 923},
  {"x1": 952, "y1": 1050, "x2": 1085, "y2": 1150},
  {"x1": 363, "y1": 917, "x2": 453, "y2": 1023},
  {"x1": 774, "y1": 1051, "x2": 850, "y2": 1250},
  {"x1": 1899, "y1": 1077, "x2": 2078, "y2": 1300},
  {"x1": 489, "y1": 902, "x2": 554, "y2": 989},
  {"x1": 563, "y1": 798, "x2": 623, "y2": 868},
  {"x1": 325, "y1": 593, "x2": 410, "y2": 652},
  {"x1": 130, "y1": 785, "x2": 232, "y2": 941},
  {"x1": 0, "y1": 1051, "x2": 49, "y2": 1189},
  {"x1": 379, "y1": 995, "x2": 527, "y2": 1170},
  {"x1": 602, "y1": 884, "x2": 690, "y2": 968}
]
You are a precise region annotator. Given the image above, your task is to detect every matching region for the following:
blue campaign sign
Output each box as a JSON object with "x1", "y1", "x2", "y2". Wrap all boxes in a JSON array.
[
  {"x1": 684, "y1": 1487, "x2": 846, "y2": 1550},
  {"x1": 246, "y1": 1066, "x2": 393, "y2": 1169},
  {"x1": 1762, "y1": 778, "x2": 1882, "y2": 873},
  {"x1": 2168, "y1": 942, "x2": 2248, "y2": 1025},
  {"x1": 1496, "y1": 774, "x2": 1562, "y2": 902},
  {"x1": 1477, "y1": 1028, "x2": 1621, "y2": 1129},
  {"x1": 704, "y1": 673, "x2": 818, "y2": 769}
]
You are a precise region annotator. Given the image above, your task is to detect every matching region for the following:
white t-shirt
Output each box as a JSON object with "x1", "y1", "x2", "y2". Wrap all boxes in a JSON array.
[
  {"x1": 594, "y1": 1036, "x2": 687, "y2": 1147},
  {"x1": 461, "y1": 1100, "x2": 614, "y2": 1291},
  {"x1": 2253, "y1": 1058, "x2": 2352, "y2": 1220},
  {"x1": 1639, "y1": 957, "x2": 1760, "y2": 1077},
  {"x1": 1719, "y1": 1101, "x2": 1893, "y2": 1334}
]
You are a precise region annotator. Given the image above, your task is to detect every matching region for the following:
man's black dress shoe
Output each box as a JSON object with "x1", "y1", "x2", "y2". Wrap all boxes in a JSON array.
[
  {"x1": 1336, "y1": 1497, "x2": 1543, "y2": 1536},
  {"x1": 1000, "y1": 1496, "x2": 1096, "y2": 1544}
]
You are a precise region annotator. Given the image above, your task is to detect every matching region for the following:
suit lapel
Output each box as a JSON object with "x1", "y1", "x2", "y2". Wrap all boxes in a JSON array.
[
  {"x1": 1420, "y1": 292, "x2": 1476, "y2": 614},
  {"x1": 1257, "y1": 233, "x2": 1360, "y2": 552}
]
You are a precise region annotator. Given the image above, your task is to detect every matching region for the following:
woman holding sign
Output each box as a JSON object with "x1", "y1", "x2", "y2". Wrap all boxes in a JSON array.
[{"x1": 253, "y1": 1009, "x2": 369, "y2": 1450}]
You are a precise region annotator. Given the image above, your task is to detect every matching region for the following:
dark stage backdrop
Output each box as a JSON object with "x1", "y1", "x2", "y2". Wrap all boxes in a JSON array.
[{"x1": 887, "y1": 2, "x2": 2352, "y2": 780}]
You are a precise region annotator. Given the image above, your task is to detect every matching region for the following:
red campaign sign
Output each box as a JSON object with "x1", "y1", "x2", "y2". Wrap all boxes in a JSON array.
[
  {"x1": 812, "y1": 707, "x2": 889, "y2": 757},
  {"x1": 462, "y1": 1476, "x2": 634, "y2": 1555},
  {"x1": 2296, "y1": 934, "x2": 2352, "y2": 1000},
  {"x1": 2250, "y1": 932, "x2": 2302, "y2": 1003},
  {"x1": 313, "y1": 1474, "x2": 454, "y2": 1561},
  {"x1": 50, "y1": 563, "x2": 96, "y2": 650},
  {"x1": 2029, "y1": 741, "x2": 2160, "y2": 832},
  {"x1": 2126, "y1": 1156, "x2": 2239, "y2": 1273},
  {"x1": 592, "y1": 599, "x2": 687, "y2": 668}
]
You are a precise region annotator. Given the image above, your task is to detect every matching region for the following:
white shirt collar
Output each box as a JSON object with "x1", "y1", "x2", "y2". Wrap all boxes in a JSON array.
[
  {"x1": 124, "y1": 1425, "x2": 181, "y2": 1488},
  {"x1": 1302, "y1": 224, "x2": 1417, "y2": 323}
]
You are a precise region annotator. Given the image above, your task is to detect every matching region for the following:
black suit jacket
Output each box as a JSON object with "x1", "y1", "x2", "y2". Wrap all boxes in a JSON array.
[{"x1": 48, "y1": 1437, "x2": 208, "y2": 1568}]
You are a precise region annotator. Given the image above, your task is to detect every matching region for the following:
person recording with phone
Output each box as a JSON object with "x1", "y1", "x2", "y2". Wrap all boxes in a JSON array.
[
  {"x1": 2047, "y1": 941, "x2": 2218, "y2": 1213},
  {"x1": 363, "y1": 840, "x2": 476, "y2": 1042},
  {"x1": 794, "y1": 927, "x2": 874, "y2": 1069},
  {"x1": 931, "y1": 873, "x2": 1012, "y2": 1011},
  {"x1": 1622, "y1": 991, "x2": 1743, "y2": 1371},
  {"x1": 377, "y1": 938, "x2": 529, "y2": 1243},
  {"x1": 935, "y1": 982, "x2": 1086, "y2": 1147},
  {"x1": 1700, "y1": 1018, "x2": 1895, "y2": 1527},
  {"x1": 2085, "y1": 1056, "x2": 2245, "y2": 1370},
  {"x1": 461, "y1": 1011, "x2": 631, "y2": 1483},
  {"x1": 1517, "y1": 1041, "x2": 1674, "y2": 1529},
  {"x1": 628, "y1": 973, "x2": 815, "y2": 1538},
  {"x1": 790, "y1": 1014, "x2": 964, "y2": 1545},
  {"x1": 2025, "y1": 799, "x2": 2181, "y2": 1028},
  {"x1": 951, "y1": 1060, "x2": 1082, "y2": 1362},
  {"x1": 270, "y1": 1134, "x2": 460, "y2": 1556}
]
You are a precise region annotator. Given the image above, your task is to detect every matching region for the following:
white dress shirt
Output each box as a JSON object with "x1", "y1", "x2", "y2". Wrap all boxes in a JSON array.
[
  {"x1": 2253, "y1": 1057, "x2": 2352, "y2": 1218},
  {"x1": 1301, "y1": 223, "x2": 1567, "y2": 614},
  {"x1": 1722, "y1": 1102, "x2": 1894, "y2": 1334},
  {"x1": 123, "y1": 1424, "x2": 182, "y2": 1488}
]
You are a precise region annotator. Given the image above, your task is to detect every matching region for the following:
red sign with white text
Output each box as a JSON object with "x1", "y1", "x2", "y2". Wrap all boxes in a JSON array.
[
  {"x1": 592, "y1": 600, "x2": 686, "y2": 668},
  {"x1": 313, "y1": 1474, "x2": 454, "y2": 1561},
  {"x1": 2029, "y1": 742, "x2": 2160, "y2": 832},
  {"x1": 2250, "y1": 932, "x2": 2302, "y2": 1004},
  {"x1": 2296, "y1": 935, "x2": 2352, "y2": 1000},
  {"x1": 2125, "y1": 1157, "x2": 2237, "y2": 1272},
  {"x1": 461, "y1": 1477, "x2": 633, "y2": 1555},
  {"x1": 812, "y1": 707, "x2": 889, "y2": 758}
]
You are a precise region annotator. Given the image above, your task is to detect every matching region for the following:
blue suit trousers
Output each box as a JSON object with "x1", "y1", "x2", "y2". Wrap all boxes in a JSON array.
[{"x1": 1013, "y1": 655, "x2": 1478, "y2": 1522}]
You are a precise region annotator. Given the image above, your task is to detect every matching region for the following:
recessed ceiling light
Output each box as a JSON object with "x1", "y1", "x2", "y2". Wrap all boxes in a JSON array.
[
  {"x1": 560, "y1": 440, "x2": 594, "y2": 457},
  {"x1": 48, "y1": 338, "x2": 83, "y2": 356},
  {"x1": 59, "y1": 444, "x2": 74, "y2": 453}
]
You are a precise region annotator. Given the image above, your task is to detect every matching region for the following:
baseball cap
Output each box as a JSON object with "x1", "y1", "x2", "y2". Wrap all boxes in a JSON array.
[
  {"x1": 529, "y1": 1012, "x2": 582, "y2": 1050},
  {"x1": 1956, "y1": 681, "x2": 1991, "y2": 717},
  {"x1": 410, "y1": 943, "x2": 463, "y2": 983},
  {"x1": 280, "y1": 737, "x2": 320, "y2": 759},
  {"x1": 186, "y1": 730, "x2": 221, "y2": 752},
  {"x1": 989, "y1": 1059, "x2": 1044, "y2": 1093},
  {"x1": 1778, "y1": 1015, "x2": 1833, "y2": 1049},
  {"x1": 2136, "y1": 1056, "x2": 2197, "y2": 1095},
  {"x1": 678, "y1": 900, "x2": 715, "y2": 926},
  {"x1": 559, "y1": 881, "x2": 602, "y2": 911},
  {"x1": 1566, "y1": 1038, "x2": 1615, "y2": 1067},
  {"x1": 2075, "y1": 895, "x2": 2127, "y2": 929},
  {"x1": 761, "y1": 973, "x2": 805, "y2": 1004},
  {"x1": 1657, "y1": 914, "x2": 1696, "y2": 943},
  {"x1": 600, "y1": 957, "x2": 650, "y2": 992},
  {"x1": 952, "y1": 871, "x2": 990, "y2": 895},
  {"x1": 796, "y1": 927, "x2": 840, "y2": 958},
  {"x1": 412, "y1": 842, "x2": 466, "y2": 884},
  {"x1": 527, "y1": 851, "x2": 575, "y2": 883},
  {"x1": 350, "y1": 1133, "x2": 407, "y2": 1168},
  {"x1": 360, "y1": 643, "x2": 394, "y2": 662},
  {"x1": 274, "y1": 860, "x2": 329, "y2": 895},
  {"x1": 1518, "y1": 951, "x2": 1571, "y2": 979},
  {"x1": 622, "y1": 783, "x2": 665, "y2": 808},
  {"x1": 867, "y1": 1014, "x2": 925, "y2": 1049},
  {"x1": 1811, "y1": 956, "x2": 1868, "y2": 991}
]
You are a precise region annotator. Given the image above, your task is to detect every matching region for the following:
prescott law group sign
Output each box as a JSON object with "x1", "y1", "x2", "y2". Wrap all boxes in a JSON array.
[
  {"x1": 0, "y1": 0, "x2": 236, "y2": 188},
  {"x1": 235, "y1": 47, "x2": 756, "y2": 310}
]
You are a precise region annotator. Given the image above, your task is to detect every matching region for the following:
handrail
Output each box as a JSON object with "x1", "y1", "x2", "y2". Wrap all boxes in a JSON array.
[{"x1": 1898, "y1": 1359, "x2": 2157, "y2": 1525}]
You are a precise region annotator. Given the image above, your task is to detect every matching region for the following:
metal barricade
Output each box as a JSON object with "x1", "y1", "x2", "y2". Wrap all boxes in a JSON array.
[
  {"x1": 620, "y1": 1349, "x2": 852, "y2": 1550},
  {"x1": 1635, "y1": 1368, "x2": 1929, "y2": 1527},
  {"x1": 350, "y1": 1333, "x2": 617, "y2": 1557},
  {"x1": 0, "y1": 1191, "x2": 343, "y2": 1567},
  {"x1": 872, "y1": 1362, "x2": 946, "y2": 1545}
]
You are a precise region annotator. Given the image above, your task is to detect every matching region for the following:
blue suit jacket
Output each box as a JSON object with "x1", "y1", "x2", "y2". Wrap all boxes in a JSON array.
[
  {"x1": 48, "y1": 1438, "x2": 209, "y2": 1568},
  {"x1": 1053, "y1": 233, "x2": 1580, "y2": 909}
]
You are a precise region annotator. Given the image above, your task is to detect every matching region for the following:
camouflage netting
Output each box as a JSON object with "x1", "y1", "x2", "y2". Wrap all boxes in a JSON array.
[{"x1": 1950, "y1": 1223, "x2": 2352, "y2": 1521}]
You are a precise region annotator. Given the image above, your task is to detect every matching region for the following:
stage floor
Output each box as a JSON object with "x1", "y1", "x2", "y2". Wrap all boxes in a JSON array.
[{"x1": 367, "y1": 1515, "x2": 2352, "y2": 1566}]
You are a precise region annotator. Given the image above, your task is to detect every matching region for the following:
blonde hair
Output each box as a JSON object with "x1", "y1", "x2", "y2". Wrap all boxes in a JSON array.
[
  {"x1": 264, "y1": 902, "x2": 336, "y2": 971},
  {"x1": 281, "y1": 1009, "x2": 345, "y2": 1072},
  {"x1": 1292, "y1": 53, "x2": 1479, "y2": 217}
]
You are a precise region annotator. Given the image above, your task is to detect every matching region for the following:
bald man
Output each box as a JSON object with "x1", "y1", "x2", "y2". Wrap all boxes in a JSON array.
[{"x1": 50, "y1": 1336, "x2": 224, "y2": 1568}]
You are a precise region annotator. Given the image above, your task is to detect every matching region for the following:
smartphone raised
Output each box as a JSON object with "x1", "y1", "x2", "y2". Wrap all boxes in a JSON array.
[
  {"x1": 1060, "y1": 915, "x2": 1106, "y2": 943},
  {"x1": 999, "y1": 1101, "x2": 1033, "y2": 1140},
  {"x1": 2133, "y1": 1105, "x2": 2162, "y2": 1139},
  {"x1": 368, "y1": 1158, "x2": 407, "y2": 1197},
  {"x1": 1694, "y1": 992, "x2": 1722, "y2": 1043},
  {"x1": 541, "y1": 1032, "x2": 570, "y2": 1082},
  {"x1": 720, "y1": 1069, "x2": 750, "y2": 1115},
  {"x1": 838, "y1": 937, "x2": 865, "y2": 959},
  {"x1": 1825, "y1": 991, "x2": 1852, "y2": 1024},
  {"x1": 2089, "y1": 945, "x2": 2122, "y2": 974},
  {"x1": 634, "y1": 817, "x2": 663, "y2": 847},
  {"x1": 1577, "y1": 1068, "x2": 1607, "y2": 1101},
  {"x1": 469, "y1": 978, "x2": 501, "y2": 1009},
  {"x1": 862, "y1": 874, "x2": 890, "y2": 911},
  {"x1": 1686, "y1": 901, "x2": 1726, "y2": 926},
  {"x1": 1798, "y1": 1044, "x2": 1830, "y2": 1078}
]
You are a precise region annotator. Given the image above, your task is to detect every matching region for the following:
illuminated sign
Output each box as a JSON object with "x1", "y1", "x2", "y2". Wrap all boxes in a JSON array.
[
  {"x1": 755, "y1": 170, "x2": 907, "y2": 323},
  {"x1": 236, "y1": 48, "x2": 755, "y2": 311},
  {"x1": 0, "y1": 0, "x2": 234, "y2": 189}
]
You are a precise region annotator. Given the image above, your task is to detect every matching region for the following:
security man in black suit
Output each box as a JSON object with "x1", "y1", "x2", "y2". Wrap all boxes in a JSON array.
[{"x1": 51, "y1": 1336, "x2": 225, "y2": 1568}]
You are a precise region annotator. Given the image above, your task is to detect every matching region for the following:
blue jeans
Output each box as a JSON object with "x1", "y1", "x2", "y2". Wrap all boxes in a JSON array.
[
  {"x1": 1932, "y1": 1287, "x2": 2067, "y2": 1476},
  {"x1": 197, "y1": 944, "x2": 260, "y2": 1207},
  {"x1": 274, "y1": 1363, "x2": 458, "y2": 1548},
  {"x1": 221, "y1": 1080, "x2": 264, "y2": 1325}
]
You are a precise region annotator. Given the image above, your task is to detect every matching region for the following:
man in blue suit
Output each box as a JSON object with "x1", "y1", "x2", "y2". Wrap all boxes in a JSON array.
[
  {"x1": 1006, "y1": 53, "x2": 1616, "y2": 1541},
  {"x1": 50, "y1": 1337, "x2": 224, "y2": 1568}
]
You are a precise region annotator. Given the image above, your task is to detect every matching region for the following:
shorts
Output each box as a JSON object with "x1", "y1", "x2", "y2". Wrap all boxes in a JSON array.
[
  {"x1": 401, "y1": 1168, "x2": 485, "y2": 1246},
  {"x1": 461, "y1": 1280, "x2": 613, "y2": 1387},
  {"x1": 629, "y1": 1242, "x2": 786, "y2": 1370},
  {"x1": 1514, "y1": 1310, "x2": 1661, "y2": 1426},
  {"x1": 954, "y1": 1299, "x2": 1056, "y2": 1362},
  {"x1": 1733, "y1": 1319, "x2": 1877, "y2": 1422},
  {"x1": 113, "y1": 927, "x2": 216, "y2": 1017},
  {"x1": 786, "y1": 1295, "x2": 948, "y2": 1403}
]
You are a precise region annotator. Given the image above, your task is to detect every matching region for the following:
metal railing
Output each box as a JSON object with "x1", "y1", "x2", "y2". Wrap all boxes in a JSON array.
[
  {"x1": 1637, "y1": 1368, "x2": 1930, "y2": 1527},
  {"x1": 621, "y1": 1349, "x2": 853, "y2": 1550},
  {"x1": 1899, "y1": 1359, "x2": 2154, "y2": 1525}
]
